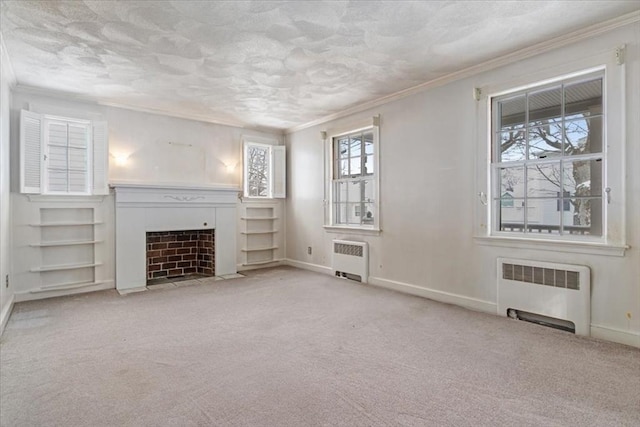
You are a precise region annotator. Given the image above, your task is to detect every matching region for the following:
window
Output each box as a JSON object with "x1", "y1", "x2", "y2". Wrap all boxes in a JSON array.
[
  {"x1": 20, "y1": 110, "x2": 108, "y2": 195},
  {"x1": 491, "y1": 72, "x2": 604, "y2": 237},
  {"x1": 330, "y1": 125, "x2": 379, "y2": 229},
  {"x1": 242, "y1": 140, "x2": 285, "y2": 199}
]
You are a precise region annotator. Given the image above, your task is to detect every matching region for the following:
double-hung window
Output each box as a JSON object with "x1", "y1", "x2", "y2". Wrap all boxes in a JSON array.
[
  {"x1": 331, "y1": 127, "x2": 378, "y2": 229},
  {"x1": 491, "y1": 71, "x2": 604, "y2": 238},
  {"x1": 242, "y1": 140, "x2": 286, "y2": 199}
]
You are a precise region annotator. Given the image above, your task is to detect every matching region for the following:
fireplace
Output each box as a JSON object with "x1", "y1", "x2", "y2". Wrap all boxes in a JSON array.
[
  {"x1": 112, "y1": 183, "x2": 238, "y2": 293},
  {"x1": 146, "y1": 229, "x2": 215, "y2": 282}
]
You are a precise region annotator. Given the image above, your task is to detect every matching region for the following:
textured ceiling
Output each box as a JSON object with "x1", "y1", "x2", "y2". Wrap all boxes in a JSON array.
[{"x1": 1, "y1": 1, "x2": 639, "y2": 131}]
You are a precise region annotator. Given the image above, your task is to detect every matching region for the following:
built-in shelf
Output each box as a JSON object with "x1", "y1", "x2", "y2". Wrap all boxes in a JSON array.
[
  {"x1": 242, "y1": 259, "x2": 283, "y2": 266},
  {"x1": 30, "y1": 240, "x2": 102, "y2": 247},
  {"x1": 241, "y1": 230, "x2": 278, "y2": 235},
  {"x1": 241, "y1": 246, "x2": 279, "y2": 252},
  {"x1": 29, "y1": 221, "x2": 103, "y2": 227},
  {"x1": 31, "y1": 262, "x2": 102, "y2": 272},
  {"x1": 240, "y1": 217, "x2": 277, "y2": 220}
]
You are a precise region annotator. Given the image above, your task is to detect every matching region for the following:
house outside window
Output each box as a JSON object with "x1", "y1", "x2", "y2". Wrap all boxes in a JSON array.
[{"x1": 491, "y1": 71, "x2": 604, "y2": 237}]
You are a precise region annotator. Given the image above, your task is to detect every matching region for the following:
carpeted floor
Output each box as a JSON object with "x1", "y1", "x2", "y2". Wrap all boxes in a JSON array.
[{"x1": 1, "y1": 266, "x2": 639, "y2": 426}]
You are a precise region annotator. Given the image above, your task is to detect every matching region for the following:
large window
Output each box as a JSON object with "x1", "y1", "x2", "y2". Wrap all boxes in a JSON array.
[
  {"x1": 491, "y1": 72, "x2": 604, "y2": 238},
  {"x1": 331, "y1": 128, "x2": 378, "y2": 228}
]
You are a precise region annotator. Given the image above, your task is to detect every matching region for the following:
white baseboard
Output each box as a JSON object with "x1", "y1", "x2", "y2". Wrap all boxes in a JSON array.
[
  {"x1": 237, "y1": 260, "x2": 285, "y2": 272},
  {"x1": 590, "y1": 324, "x2": 640, "y2": 348},
  {"x1": 283, "y1": 258, "x2": 333, "y2": 275},
  {"x1": 14, "y1": 281, "x2": 114, "y2": 303},
  {"x1": 368, "y1": 276, "x2": 497, "y2": 314},
  {"x1": 0, "y1": 293, "x2": 15, "y2": 337}
]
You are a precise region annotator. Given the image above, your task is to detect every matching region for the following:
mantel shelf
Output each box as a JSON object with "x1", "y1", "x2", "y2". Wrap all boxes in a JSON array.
[
  {"x1": 31, "y1": 262, "x2": 103, "y2": 272},
  {"x1": 241, "y1": 246, "x2": 279, "y2": 252},
  {"x1": 240, "y1": 217, "x2": 278, "y2": 220},
  {"x1": 30, "y1": 240, "x2": 103, "y2": 247},
  {"x1": 241, "y1": 230, "x2": 278, "y2": 235},
  {"x1": 29, "y1": 221, "x2": 103, "y2": 227}
]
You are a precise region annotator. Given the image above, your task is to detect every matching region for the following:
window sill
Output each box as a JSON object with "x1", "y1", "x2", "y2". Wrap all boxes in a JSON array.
[
  {"x1": 324, "y1": 225, "x2": 381, "y2": 236},
  {"x1": 474, "y1": 235, "x2": 628, "y2": 257}
]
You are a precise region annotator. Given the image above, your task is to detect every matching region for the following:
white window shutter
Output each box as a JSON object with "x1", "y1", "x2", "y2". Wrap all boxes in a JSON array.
[
  {"x1": 272, "y1": 145, "x2": 286, "y2": 198},
  {"x1": 92, "y1": 121, "x2": 109, "y2": 195},
  {"x1": 20, "y1": 110, "x2": 43, "y2": 194}
]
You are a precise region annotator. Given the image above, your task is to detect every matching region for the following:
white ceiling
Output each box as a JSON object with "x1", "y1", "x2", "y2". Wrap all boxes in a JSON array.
[{"x1": 1, "y1": 1, "x2": 638, "y2": 131}]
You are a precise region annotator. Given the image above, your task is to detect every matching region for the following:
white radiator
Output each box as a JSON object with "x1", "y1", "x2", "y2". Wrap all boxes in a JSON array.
[
  {"x1": 497, "y1": 258, "x2": 591, "y2": 336},
  {"x1": 332, "y1": 240, "x2": 368, "y2": 283}
]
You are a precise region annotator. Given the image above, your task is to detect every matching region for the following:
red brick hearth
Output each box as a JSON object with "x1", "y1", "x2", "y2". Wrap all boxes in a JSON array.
[{"x1": 146, "y1": 229, "x2": 214, "y2": 281}]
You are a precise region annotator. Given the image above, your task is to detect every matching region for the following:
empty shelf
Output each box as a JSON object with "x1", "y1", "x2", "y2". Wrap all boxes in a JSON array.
[
  {"x1": 31, "y1": 280, "x2": 109, "y2": 293},
  {"x1": 31, "y1": 262, "x2": 103, "y2": 272},
  {"x1": 241, "y1": 230, "x2": 278, "y2": 235},
  {"x1": 242, "y1": 259, "x2": 283, "y2": 266},
  {"x1": 29, "y1": 221, "x2": 103, "y2": 227},
  {"x1": 30, "y1": 240, "x2": 103, "y2": 247},
  {"x1": 240, "y1": 217, "x2": 278, "y2": 220},
  {"x1": 241, "y1": 246, "x2": 278, "y2": 252}
]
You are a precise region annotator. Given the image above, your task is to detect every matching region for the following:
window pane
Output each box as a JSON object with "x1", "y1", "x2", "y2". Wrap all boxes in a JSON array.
[
  {"x1": 48, "y1": 123, "x2": 67, "y2": 145},
  {"x1": 69, "y1": 148, "x2": 87, "y2": 171},
  {"x1": 48, "y1": 146, "x2": 68, "y2": 170},
  {"x1": 498, "y1": 199, "x2": 524, "y2": 232},
  {"x1": 565, "y1": 117, "x2": 602, "y2": 155},
  {"x1": 346, "y1": 203, "x2": 360, "y2": 225},
  {"x1": 563, "y1": 159, "x2": 602, "y2": 197},
  {"x1": 566, "y1": 198, "x2": 602, "y2": 236},
  {"x1": 335, "y1": 203, "x2": 347, "y2": 225},
  {"x1": 48, "y1": 170, "x2": 68, "y2": 192},
  {"x1": 527, "y1": 199, "x2": 561, "y2": 235},
  {"x1": 499, "y1": 167, "x2": 524, "y2": 198},
  {"x1": 69, "y1": 171, "x2": 87, "y2": 192},
  {"x1": 527, "y1": 163, "x2": 561, "y2": 198},
  {"x1": 498, "y1": 130, "x2": 526, "y2": 162},
  {"x1": 527, "y1": 119, "x2": 562, "y2": 159},
  {"x1": 68, "y1": 125, "x2": 87, "y2": 148},
  {"x1": 497, "y1": 95, "x2": 525, "y2": 131},
  {"x1": 348, "y1": 181, "x2": 361, "y2": 203},
  {"x1": 528, "y1": 86, "x2": 561, "y2": 125},
  {"x1": 338, "y1": 138, "x2": 349, "y2": 159},
  {"x1": 349, "y1": 157, "x2": 361, "y2": 176},
  {"x1": 363, "y1": 179, "x2": 374, "y2": 203},
  {"x1": 565, "y1": 78, "x2": 602, "y2": 120},
  {"x1": 338, "y1": 159, "x2": 349, "y2": 178},
  {"x1": 364, "y1": 155, "x2": 374, "y2": 175},
  {"x1": 334, "y1": 181, "x2": 348, "y2": 204},
  {"x1": 247, "y1": 145, "x2": 269, "y2": 197},
  {"x1": 362, "y1": 203, "x2": 375, "y2": 224},
  {"x1": 350, "y1": 135, "x2": 362, "y2": 157},
  {"x1": 364, "y1": 134, "x2": 374, "y2": 154}
]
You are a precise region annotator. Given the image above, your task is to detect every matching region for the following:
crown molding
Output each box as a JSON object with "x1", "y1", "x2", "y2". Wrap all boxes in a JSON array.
[
  {"x1": 12, "y1": 84, "x2": 285, "y2": 135},
  {"x1": 285, "y1": 10, "x2": 640, "y2": 134},
  {"x1": 0, "y1": 32, "x2": 17, "y2": 87}
]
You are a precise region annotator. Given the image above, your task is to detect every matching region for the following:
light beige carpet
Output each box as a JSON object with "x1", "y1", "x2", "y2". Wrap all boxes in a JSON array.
[{"x1": 1, "y1": 266, "x2": 639, "y2": 426}]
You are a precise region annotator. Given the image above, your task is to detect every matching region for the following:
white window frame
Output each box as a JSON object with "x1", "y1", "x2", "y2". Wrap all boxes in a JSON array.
[
  {"x1": 242, "y1": 138, "x2": 285, "y2": 199},
  {"x1": 475, "y1": 50, "x2": 628, "y2": 256},
  {"x1": 324, "y1": 117, "x2": 381, "y2": 232}
]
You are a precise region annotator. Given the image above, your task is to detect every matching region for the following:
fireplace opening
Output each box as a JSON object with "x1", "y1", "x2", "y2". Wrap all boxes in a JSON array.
[{"x1": 146, "y1": 229, "x2": 214, "y2": 284}]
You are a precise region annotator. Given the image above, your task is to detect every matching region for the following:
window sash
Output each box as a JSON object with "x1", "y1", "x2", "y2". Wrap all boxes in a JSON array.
[
  {"x1": 490, "y1": 72, "x2": 604, "y2": 239},
  {"x1": 43, "y1": 119, "x2": 91, "y2": 195}
]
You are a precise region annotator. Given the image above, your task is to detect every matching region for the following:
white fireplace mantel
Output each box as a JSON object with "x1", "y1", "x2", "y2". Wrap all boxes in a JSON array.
[{"x1": 112, "y1": 183, "x2": 240, "y2": 293}]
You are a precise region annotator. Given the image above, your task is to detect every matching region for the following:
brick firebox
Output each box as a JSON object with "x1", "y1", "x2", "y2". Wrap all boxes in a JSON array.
[{"x1": 146, "y1": 229, "x2": 215, "y2": 281}]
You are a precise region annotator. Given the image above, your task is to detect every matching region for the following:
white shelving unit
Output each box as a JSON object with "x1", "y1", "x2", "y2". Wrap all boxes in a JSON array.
[
  {"x1": 240, "y1": 206, "x2": 280, "y2": 266},
  {"x1": 30, "y1": 207, "x2": 103, "y2": 293}
]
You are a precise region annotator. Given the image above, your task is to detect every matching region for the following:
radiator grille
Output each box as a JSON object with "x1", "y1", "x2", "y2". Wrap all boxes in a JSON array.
[
  {"x1": 334, "y1": 243, "x2": 363, "y2": 257},
  {"x1": 502, "y1": 263, "x2": 580, "y2": 290}
]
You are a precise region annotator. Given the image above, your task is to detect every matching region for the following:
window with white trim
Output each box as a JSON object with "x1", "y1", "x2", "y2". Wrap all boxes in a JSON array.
[
  {"x1": 491, "y1": 71, "x2": 604, "y2": 238},
  {"x1": 330, "y1": 127, "x2": 379, "y2": 228},
  {"x1": 242, "y1": 140, "x2": 286, "y2": 199},
  {"x1": 20, "y1": 110, "x2": 108, "y2": 195}
]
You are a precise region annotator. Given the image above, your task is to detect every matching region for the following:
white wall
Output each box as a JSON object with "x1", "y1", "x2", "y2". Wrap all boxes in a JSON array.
[
  {"x1": 8, "y1": 91, "x2": 284, "y2": 296},
  {"x1": 285, "y1": 24, "x2": 640, "y2": 347},
  {"x1": 1, "y1": 36, "x2": 16, "y2": 332}
]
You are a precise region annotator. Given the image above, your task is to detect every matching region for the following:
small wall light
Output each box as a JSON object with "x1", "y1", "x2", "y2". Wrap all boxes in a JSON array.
[{"x1": 114, "y1": 153, "x2": 130, "y2": 167}]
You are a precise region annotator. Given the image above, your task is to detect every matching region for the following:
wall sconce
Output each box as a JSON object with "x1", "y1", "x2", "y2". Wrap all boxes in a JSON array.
[{"x1": 113, "y1": 153, "x2": 130, "y2": 167}]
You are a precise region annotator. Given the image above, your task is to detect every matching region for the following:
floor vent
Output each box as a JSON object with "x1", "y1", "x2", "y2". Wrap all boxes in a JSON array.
[
  {"x1": 497, "y1": 258, "x2": 590, "y2": 336},
  {"x1": 332, "y1": 240, "x2": 368, "y2": 283}
]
